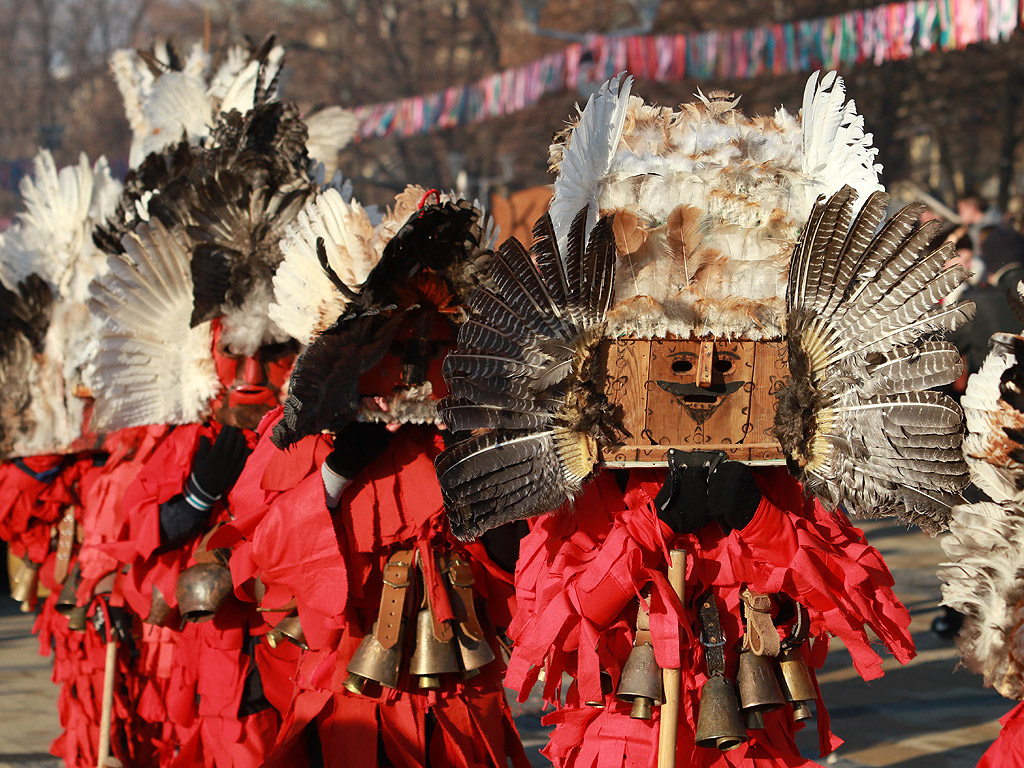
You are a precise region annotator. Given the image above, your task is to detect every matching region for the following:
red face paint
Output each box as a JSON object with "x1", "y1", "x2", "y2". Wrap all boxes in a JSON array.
[{"x1": 210, "y1": 320, "x2": 296, "y2": 429}]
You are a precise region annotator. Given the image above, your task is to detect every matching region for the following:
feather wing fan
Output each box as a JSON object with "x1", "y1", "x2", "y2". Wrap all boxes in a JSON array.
[
  {"x1": 435, "y1": 207, "x2": 622, "y2": 541},
  {"x1": 776, "y1": 186, "x2": 973, "y2": 531}
]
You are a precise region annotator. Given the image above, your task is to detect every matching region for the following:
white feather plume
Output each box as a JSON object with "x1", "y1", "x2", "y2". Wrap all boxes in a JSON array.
[
  {"x1": 303, "y1": 105, "x2": 359, "y2": 180},
  {"x1": 548, "y1": 70, "x2": 881, "y2": 341},
  {"x1": 88, "y1": 220, "x2": 220, "y2": 430}
]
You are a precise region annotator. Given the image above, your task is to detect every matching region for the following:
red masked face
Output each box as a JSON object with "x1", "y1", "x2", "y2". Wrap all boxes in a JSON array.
[{"x1": 211, "y1": 321, "x2": 296, "y2": 430}]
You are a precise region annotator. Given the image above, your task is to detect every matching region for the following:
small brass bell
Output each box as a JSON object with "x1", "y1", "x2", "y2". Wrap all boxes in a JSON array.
[
  {"x1": 176, "y1": 562, "x2": 233, "y2": 622},
  {"x1": 617, "y1": 642, "x2": 664, "y2": 720},
  {"x1": 409, "y1": 604, "x2": 459, "y2": 689},
  {"x1": 11, "y1": 560, "x2": 41, "y2": 609},
  {"x1": 777, "y1": 645, "x2": 817, "y2": 702},
  {"x1": 267, "y1": 613, "x2": 308, "y2": 650},
  {"x1": 345, "y1": 622, "x2": 403, "y2": 692},
  {"x1": 67, "y1": 604, "x2": 89, "y2": 632},
  {"x1": 736, "y1": 648, "x2": 785, "y2": 712},
  {"x1": 144, "y1": 584, "x2": 173, "y2": 626},
  {"x1": 744, "y1": 709, "x2": 765, "y2": 731},
  {"x1": 55, "y1": 564, "x2": 82, "y2": 615},
  {"x1": 694, "y1": 676, "x2": 746, "y2": 751},
  {"x1": 791, "y1": 700, "x2": 813, "y2": 722},
  {"x1": 776, "y1": 645, "x2": 817, "y2": 722},
  {"x1": 454, "y1": 623, "x2": 495, "y2": 676}
]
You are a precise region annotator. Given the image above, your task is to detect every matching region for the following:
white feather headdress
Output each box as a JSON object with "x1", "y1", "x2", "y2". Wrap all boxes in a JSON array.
[
  {"x1": 88, "y1": 220, "x2": 220, "y2": 431},
  {"x1": 549, "y1": 71, "x2": 881, "y2": 340},
  {"x1": 0, "y1": 151, "x2": 121, "y2": 457},
  {"x1": 109, "y1": 39, "x2": 285, "y2": 168}
]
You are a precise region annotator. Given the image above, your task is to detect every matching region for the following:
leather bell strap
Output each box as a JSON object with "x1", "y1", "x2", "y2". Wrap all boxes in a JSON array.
[
  {"x1": 193, "y1": 523, "x2": 229, "y2": 566},
  {"x1": 741, "y1": 587, "x2": 781, "y2": 657},
  {"x1": 53, "y1": 506, "x2": 77, "y2": 585},
  {"x1": 781, "y1": 601, "x2": 810, "y2": 650},
  {"x1": 698, "y1": 593, "x2": 727, "y2": 677},
  {"x1": 375, "y1": 549, "x2": 415, "y2": 649},
  {"x1": 634, "y1": 592, "x2": 653, "y2": 645},
  {"x1": 445, "y1": 553, "x2": 483, "y2": 641},
  {"x1": 422, "y1": 552, "x2": 454, "y2": 643}
]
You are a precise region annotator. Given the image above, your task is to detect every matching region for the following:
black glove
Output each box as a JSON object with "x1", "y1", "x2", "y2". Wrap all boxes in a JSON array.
[
  {"x1": 191, "y1": 426, "x2": 251, "y2": 499},
  {"x1": 325, "y1": 421, "x2": 395, "y2": 479},
  {"x1": 654, "y1": 449, "x2": 718, "y2": 534},
  {"x1": 707, "y1": 461, "x2": 762, "y2": 532}
]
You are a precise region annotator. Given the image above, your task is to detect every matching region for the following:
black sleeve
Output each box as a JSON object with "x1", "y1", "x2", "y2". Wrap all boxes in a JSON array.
[
  {"x1": 479, "y1": 519, "x2": 530, "y2": 575},
  {"x1": 157, "y1": 495, "x2": 212, "y2": 552}
]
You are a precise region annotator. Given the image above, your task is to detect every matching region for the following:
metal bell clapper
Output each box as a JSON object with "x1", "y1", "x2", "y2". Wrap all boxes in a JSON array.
[
  {"x1": 345, "y1": 620, "x2": 404, "y2": 693},
  {"x1": 616, "y1": 598, "x2": 664, "y2": 720},
  {"x1": 694, "y1": 675, "x2": 747, "y2": 751},
  {"x1": 67, "y1": 603, "x2": 89, "y2": 632},
  {"x1": 736, "y1": 646, "x2": 785, "y2": 713}
]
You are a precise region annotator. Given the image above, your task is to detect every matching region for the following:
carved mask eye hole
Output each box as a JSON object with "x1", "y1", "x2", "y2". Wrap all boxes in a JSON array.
[
  {"x1": 713, "y1": 358, "x2": 733, "y2": 374},
  {"x1": 672, "y1": 358, "x2": 694, "y2": 374}
]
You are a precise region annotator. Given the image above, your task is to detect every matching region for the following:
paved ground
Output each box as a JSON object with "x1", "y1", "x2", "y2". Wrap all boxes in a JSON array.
[{"x1": 0, "y1": 520, "x2": 1011, "y2": 767}]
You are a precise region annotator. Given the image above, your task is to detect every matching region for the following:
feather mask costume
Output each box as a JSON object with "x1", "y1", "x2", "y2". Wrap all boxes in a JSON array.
[
  {"x1": 88, "y1": 65, "x2": 334, "y2": 431},
  {"x1": 269, "y1": 186, "x2": 494, "y2": 449},
  {"x1": 0, "y1": 151, "x2": 121, "y2": 458},
  {"x1": 436, "y1": 72, "x2": 972, "y2": 540}
]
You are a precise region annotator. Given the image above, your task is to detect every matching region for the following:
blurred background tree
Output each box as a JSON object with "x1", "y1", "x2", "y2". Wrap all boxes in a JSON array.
[{"x1": 0, "y1": 0, "x2": 1021, "y2": 223}]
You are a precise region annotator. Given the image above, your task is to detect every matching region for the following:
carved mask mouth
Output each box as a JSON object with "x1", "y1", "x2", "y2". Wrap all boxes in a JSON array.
[{"x1": 655, "y1": 380, "x2": 744, "y2": 423}]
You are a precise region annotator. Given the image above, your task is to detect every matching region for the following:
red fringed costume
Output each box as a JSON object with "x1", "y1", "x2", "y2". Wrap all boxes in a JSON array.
[
  {"x1": 104, "y1": 420, "x2": 285, "y2": 768},
  {"x1": 216, "y1": 408, "x2": 530, "y2": 768},
  {"x1": 505, "y1": 467, "x2": 915, "y2": 768}
]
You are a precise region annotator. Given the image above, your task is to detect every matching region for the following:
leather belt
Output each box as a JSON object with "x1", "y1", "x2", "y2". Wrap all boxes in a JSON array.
[
  {"x1": 445, "y1": 553, "x2": 483, "y2": 641},
  {"x1": 375, "y1": 549, "x2": 414, "y2": 649},
  {"x1": 699, "y1": 592, "x2": 727, "y2": 677},
  {"x1": 741, "y1": 587, "x2": 780, "y2": 656},
  {"x1": 53, "y1": 507, "x2": 77, "y2": 584}
]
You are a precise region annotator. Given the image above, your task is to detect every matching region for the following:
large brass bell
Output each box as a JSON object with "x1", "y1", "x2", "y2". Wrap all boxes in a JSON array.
[
  {"x1": 454, "y1": 623, "x2": 495, "y2": 677},
  {"x1": 67, "y1": 604, "x2": 89, "y2": 632},
  {"x1": 10, "y1": 559, "x2": 40, "y2": 611},
  {"x1": 777, "y1": 645, "x2": 816, "y2": 722},
  {"x1": 694, "y1": 675, "x2": 747, "y2": 751},
  {"x1": 344, "y1": 622, "x2": 403, "y2": 693},
  {"x1": 267, "y1": 612, "x2": 308, "y2": 650},
  {"x1": 616, "y1": 598, "x2": 664, "y2": 719},
  {"x1": 55, "y1": 563, "x2": 82, "y2": 615},
  {"x1": 145, "y1": 584, "x2": 173, "y2": 626},
  {"x1": 736, "y1": 647, "x2": 785, "y2": 713},
  {"x1": 176, "y1": 562, "x2": 233, "y2": 622},
  {"x1": 409, "y1": 601, "x2": 459, "y2": 689}
]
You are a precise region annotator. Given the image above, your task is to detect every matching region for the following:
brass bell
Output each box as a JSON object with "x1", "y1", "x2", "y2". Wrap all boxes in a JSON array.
[
  {"x1": 616, "y1": 642, "x2": 664, "y2": 720},
  {"x1": 267, "y1": 613, "x2": 308, "y2": 650},
  {"x1": 345, "y1": 622, "x2": 403, "y2": 692},
  {"x1": 791, "y1": 700, "x2": 813, "y2": 722},
  {"x1": 409, "y1": 604, "x2": 459, "y2": 689},
  {"x1": 55, "y1": 564, "x2": 82, "y2": 615},
  {"x1": 744, "y1": 709, "x2": 765, "y2": 731},
  {"x1": 736, "y1": 648, "x2": 785, "y2": 712},
  {"x1": 175, "y1": 562, "x2": 233, "y2": 622},
  {"x1": 454, "y1": 623, "x2": 495, "y2": 677},
  {"x1": 777, "y1": 645, "x2": 817, "y2": 703},
  {"x1": 694, "y1": 676, "x2": 746, "y2": 751},
  {"x1": 10, "y1": 560, "x2": 40, "y2": 611},
  {"x1": 144, "y1": 584, "x2": 173, "y2": 626},
  {"x1": 67, "y1": 604, "x2": 89, "y2": 632}
]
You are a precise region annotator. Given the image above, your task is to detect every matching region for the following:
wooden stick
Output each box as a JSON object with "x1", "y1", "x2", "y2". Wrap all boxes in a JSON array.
[
  {"x1": 96, "y1": 637, "x2": 117, "y2": 768},
  {"x1": 657, "y1": 549, "x2": 686, "y2": 768}
]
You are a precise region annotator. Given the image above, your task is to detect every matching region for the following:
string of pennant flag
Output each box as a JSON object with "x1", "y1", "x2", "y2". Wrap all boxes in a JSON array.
[{"x1": 351, "y1": 0, "x2": 1022, "y2": 141}]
